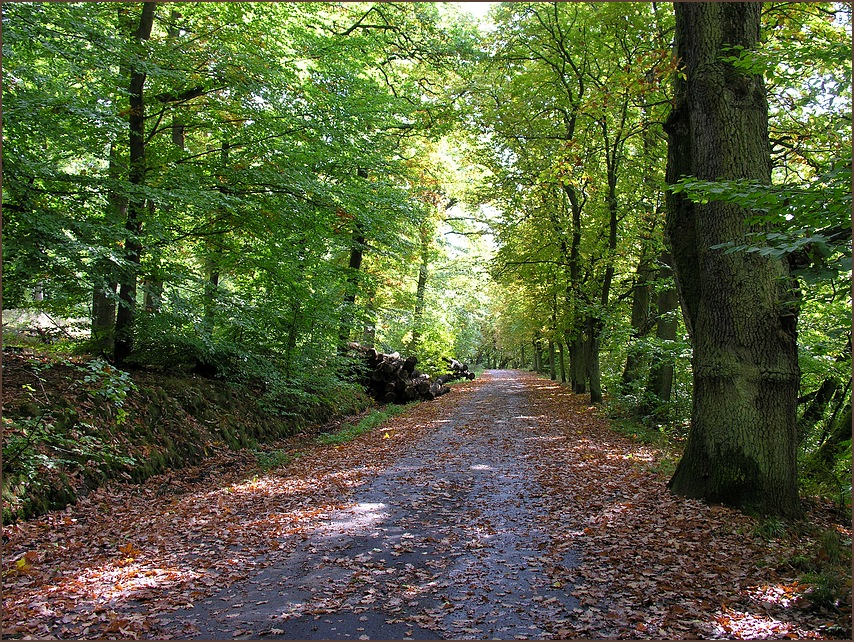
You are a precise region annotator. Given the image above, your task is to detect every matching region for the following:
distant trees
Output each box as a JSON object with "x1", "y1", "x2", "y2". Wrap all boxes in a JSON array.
[
  {"x1": 464, "y1": 2, "x2": 678, "y2": 403},
  {"x1": 461, "y1": 1, "x2": 849, "y2": 516}
]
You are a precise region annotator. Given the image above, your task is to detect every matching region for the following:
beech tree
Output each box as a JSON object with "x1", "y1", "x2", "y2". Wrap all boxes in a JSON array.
[
  {"x1": 664, "y1": 2, "x2": 801, "y2": 518},
  {"x1": 3, "y1": 2, "x2": 847, "y2": 513}
]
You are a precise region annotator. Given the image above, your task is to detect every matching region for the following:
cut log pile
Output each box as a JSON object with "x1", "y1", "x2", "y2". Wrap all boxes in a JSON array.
[{"x1": 347, "y1": 343, "x2": 475, "y2": 404}]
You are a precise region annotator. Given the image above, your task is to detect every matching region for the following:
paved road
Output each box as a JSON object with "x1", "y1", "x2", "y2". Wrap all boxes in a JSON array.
[{"x1": 173, "y1": 371, "x2": 579, "y2": 640}]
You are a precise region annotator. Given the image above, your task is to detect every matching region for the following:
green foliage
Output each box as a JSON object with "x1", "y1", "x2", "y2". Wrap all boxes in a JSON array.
[
  {"x1": 791, "y1": 528, "x2": 852, "y2": 609},
  {"x1": 78, "y1": 358, "x2": 138, "y2": 425},
  {"x1": 751, "y1": 516, "x2": 788, "y2": 541},
  {"x1": 1, "y1": 1, "x2": 481, "y2": 386},
  {"x1": 671, "y1": 160, "x2": 852, "y2": 284},
  {"x1": 2, "y1": 379, "x2": 137, "y2": 523},
  {"x1": 316, "y1": 404, "x2": 410, "y2": 446},
  {"x1": 254, "y1": 448, "x2": 301, "y2": 473},
  {"x1": 3, "y1": 1, "x2": 850, "y2": 523}
]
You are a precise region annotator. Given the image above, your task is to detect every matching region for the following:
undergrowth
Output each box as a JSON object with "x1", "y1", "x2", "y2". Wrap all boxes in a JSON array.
[
  {"x1": 317, "y1": 404, "x2": 411, "y2": 445},
  {"x1": 1, "y1": 346, "x2": 373, "y2": 524},
  {"x1": 253, "y1": 448, "x2": 301, "y2": 472}
]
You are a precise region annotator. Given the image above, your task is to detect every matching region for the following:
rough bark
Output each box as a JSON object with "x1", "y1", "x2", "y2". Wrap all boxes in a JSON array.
[
  {"x1": 114, "y1": 1, "x2": 157, "y2": 365},
  {"x1": 664, "y1": 2, "x2": 801, "y2": 517}
]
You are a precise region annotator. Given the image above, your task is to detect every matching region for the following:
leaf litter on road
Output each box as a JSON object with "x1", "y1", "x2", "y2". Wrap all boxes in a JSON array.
[{"x1": 3, "y1": 370, "x2": 850, "y2": 639}]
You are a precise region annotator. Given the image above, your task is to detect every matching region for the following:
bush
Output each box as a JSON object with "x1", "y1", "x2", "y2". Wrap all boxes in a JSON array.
[{"x1": 2, "y1": 368, "x2": 138, "y2": 523}]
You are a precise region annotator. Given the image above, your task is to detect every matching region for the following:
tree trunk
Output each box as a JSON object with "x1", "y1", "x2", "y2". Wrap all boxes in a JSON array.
[
  {"x1": 143, "y1": 276, "x2": 163, "y2": 313},
  {"x1": 409, "y1": 221, "x2": 430, "y2": 352},
  {"x1": 646, "y1": 251, "x2": 679, "y2": 403},
  {"x1": 798, "y1": 335, "x2": 851, "y2": 443},
  {"x1": 586, "y1": 317, "x2": 603, "y2": 404},
  {"x1": 92, "y1": 144, "x2": 125, "y2": 356},
  {"x1": 338, "y1": 168, "x2": 368, "y2": 350},
  {"x1": 143, "y1": 200, "x2": 163, "y2": 314},
  {"x1": 548, "y1": 340, "x2": 556, "y2": 380},
  {"x1": 621, "y1": 257, "x2": 654, "y2": 389},
  {"x1": 202, "y1": 141, "x2": 229, "y2": 334},
  {"x1": 114, "y1": 1, "x2": 157, "y2": 365},
  {"x1": 808, "y1": 381, "x2": 852, "y2": 472},
  {"x1": 558, "y1": 342, "x2": 567, "y2": 384},
  {"x1": 568, "y1": 332, "x2": 586, "y2": 394},
  {"x1": 797, "y1": 379, "x2": 839, "y2": 443},
  {"x1": 664, "y1": 2, "x2": 801, "y2": 518},
  {"x1": 91, "y1": 280, "x2": 117, "y2": 354}
]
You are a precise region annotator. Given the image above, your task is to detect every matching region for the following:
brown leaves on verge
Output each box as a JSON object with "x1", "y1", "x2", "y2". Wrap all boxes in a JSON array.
[
  {"x1": 2, "y1": 406, "x2": 439, "y2": 640},
  {"x1": 2, "y1": 371, "x2": 850, "y2": 640},
  {"x1": 521, "y1": 375, "x2": 850, "y2": 639}
]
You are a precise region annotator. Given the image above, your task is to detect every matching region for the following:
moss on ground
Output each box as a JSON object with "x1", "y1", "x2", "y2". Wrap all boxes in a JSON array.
[{"x1": 2, "y1": 352, "x2": 373, "y2": 523}]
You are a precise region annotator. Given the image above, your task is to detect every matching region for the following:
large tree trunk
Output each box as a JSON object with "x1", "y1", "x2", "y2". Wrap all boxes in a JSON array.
[
  {"x1": 114, "y1": 1, "x2": 157, "y2": 365},
  {"x1": 664, "y1": 2, "x2": 801, "y2": 518}
]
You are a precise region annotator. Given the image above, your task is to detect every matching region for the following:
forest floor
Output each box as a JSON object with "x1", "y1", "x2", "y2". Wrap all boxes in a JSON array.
[{"x1": 3, "y1": 370, "x2": 851, "y2": 640}]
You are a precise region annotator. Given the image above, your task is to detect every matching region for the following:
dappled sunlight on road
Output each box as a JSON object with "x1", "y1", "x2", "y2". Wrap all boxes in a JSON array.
[
  {"x1": 4, "y1": 371, "x2": 848, "y2": 640},
  {"x1": 708, "y1": 605, "x2": 824, "y2": 639},
  {"x1": 317, "y1": 501, "x2": 390, "y2": 536},
  {"x1": 2, "y1": 396, "x2": 454, "y2": 639}
]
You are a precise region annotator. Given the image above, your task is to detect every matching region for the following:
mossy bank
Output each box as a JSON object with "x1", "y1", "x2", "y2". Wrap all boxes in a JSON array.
[{"x1": 2, "y1": 351, "x2": 373, "y2": 524}]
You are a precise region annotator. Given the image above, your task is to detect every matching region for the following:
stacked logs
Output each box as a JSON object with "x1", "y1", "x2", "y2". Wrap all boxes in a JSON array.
[
  {"x1": 348, "y1": 343, "x2": 475, "y2": 404},
  {"x1": 443, "y1": 357, "x2": 476, "y2": 384}
]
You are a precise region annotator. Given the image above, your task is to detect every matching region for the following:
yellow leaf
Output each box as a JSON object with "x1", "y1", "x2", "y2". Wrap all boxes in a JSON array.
[{"x1": 383, "y1": 432, "x2": 391, "y2": 439}]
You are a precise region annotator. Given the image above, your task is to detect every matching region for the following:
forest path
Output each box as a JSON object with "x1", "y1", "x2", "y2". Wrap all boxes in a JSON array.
[
  {"x1": 172, "y1": 369, "x2": 580, "y2": 640},
  {"x1": 3, "y1": 371, "x2": 844, "y2": 639}
]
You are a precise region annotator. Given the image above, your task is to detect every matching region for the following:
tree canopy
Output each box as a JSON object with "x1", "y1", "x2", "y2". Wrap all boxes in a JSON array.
[{"x1": 2, "y1": 1, "x2": 850, "y2": 517}]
